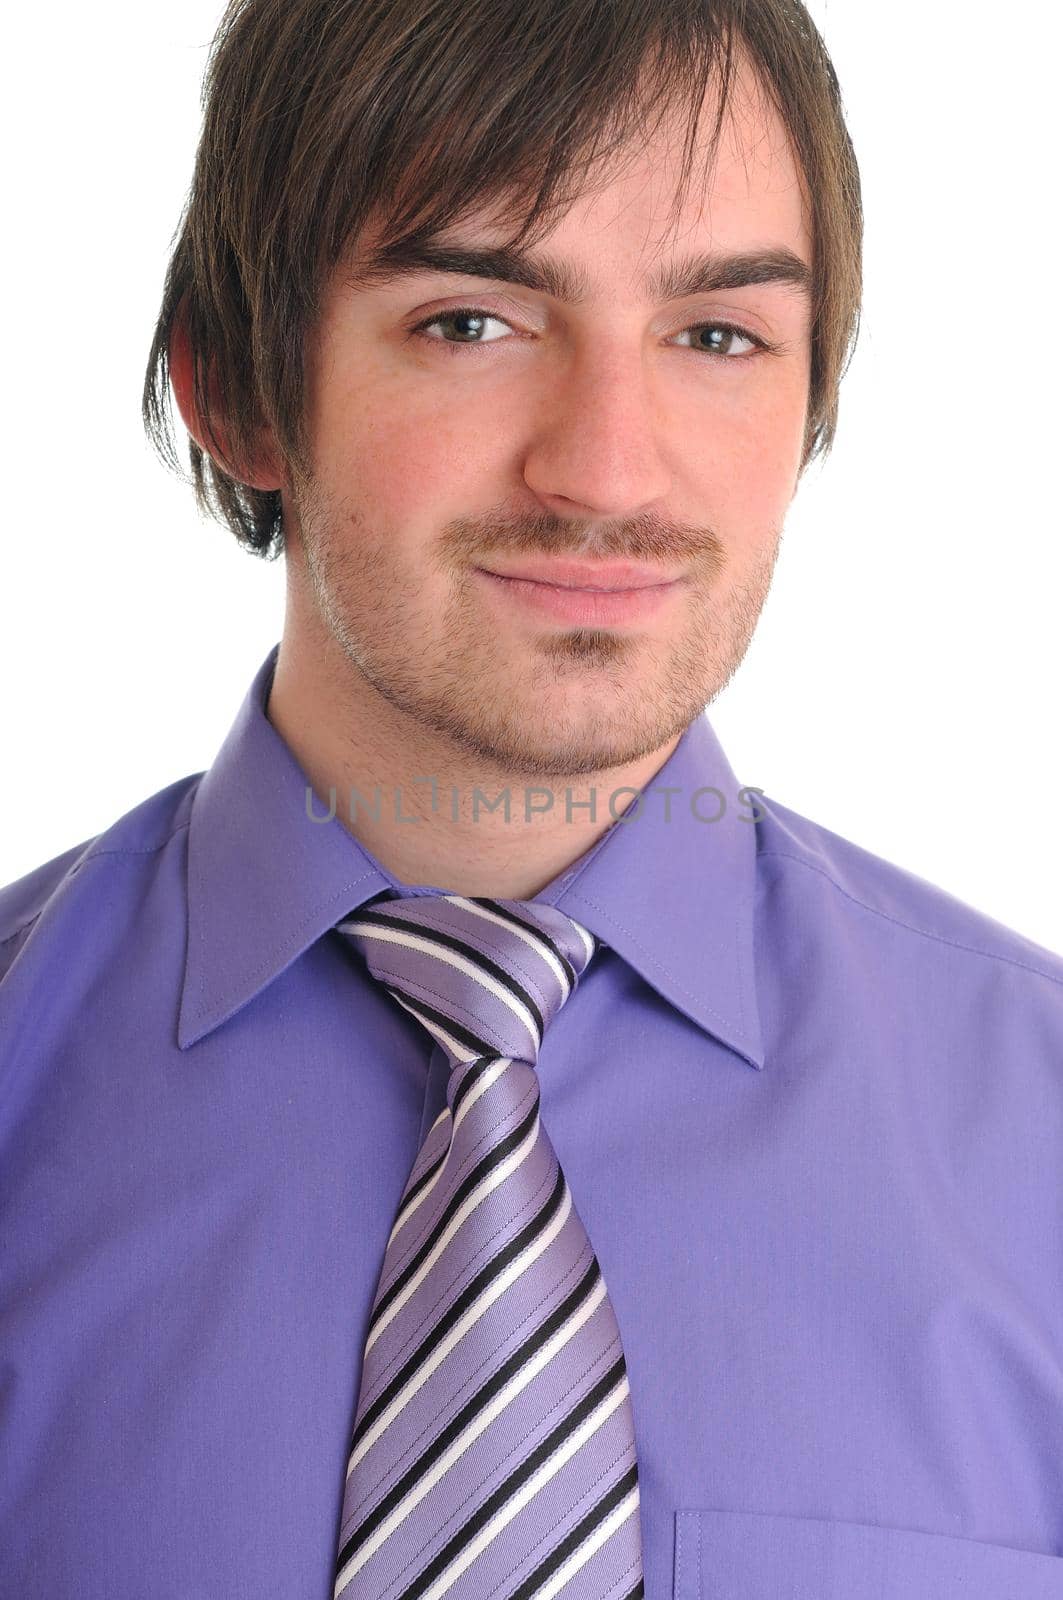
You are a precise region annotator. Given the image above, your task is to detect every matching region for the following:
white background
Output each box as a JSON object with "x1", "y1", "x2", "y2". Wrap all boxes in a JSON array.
[{"x1": 2, "y1": 1, "x2": 1060, "y2": 952}]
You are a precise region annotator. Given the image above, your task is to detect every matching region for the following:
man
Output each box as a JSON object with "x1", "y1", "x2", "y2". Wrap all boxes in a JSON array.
[{"x1": 2, "y1": 0, "x2": 1061, "y2": 1596}]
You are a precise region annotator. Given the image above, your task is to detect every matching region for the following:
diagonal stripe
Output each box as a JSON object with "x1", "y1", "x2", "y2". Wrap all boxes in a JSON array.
[
  {"x1": 384, "y1": 986, "x2": 495, "y2": 1061},
  {"x1": 448, "y1": 897, "x2": 578, "y2": 994},
  {"x1": 366, "y1": 1063, "x2": 536, "y2": 1335},
  {"x1": 451, "y1": 895, "x2": 598, "y2": 980},
  {"x1": 341, "y1": 915, "x2": 548, "y2": 1050},
  {"x1": 362, "y1": 1358, "x2": 633, "y2": 1600},
  {"x1": 385, "y1": 1058, "x2": 510, "y2": 1253},
  {"x1": 386, "y1": 1113, "x2": 451, "y2": 1247},
  {"x1": 364, "y1": 1083, "x2": 542, "y2": 1351},
  {"x1": 347, "y1": 1167, "x2": 576, "y2": 1465},
  {"x1": 336, "y1": 1326, "x2": 623, "y2": 1592},
  {"x1": 502, "y1": 1466, "x2": 641, "y2": 1600},
  {"x1": 338, "y1": 1266, "x2": 613, "y2": 1578}
]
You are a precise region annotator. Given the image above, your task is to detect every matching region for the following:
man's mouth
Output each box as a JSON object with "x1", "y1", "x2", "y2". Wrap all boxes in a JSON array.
[{"x1": 476, "y1": 557, "x2": 685, "y2": 592}]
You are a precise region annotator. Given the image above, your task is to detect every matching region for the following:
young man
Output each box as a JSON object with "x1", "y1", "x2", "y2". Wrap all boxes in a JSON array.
[{"x1": 2, "y1": 1, "x2": 1061, "y2": 1596}]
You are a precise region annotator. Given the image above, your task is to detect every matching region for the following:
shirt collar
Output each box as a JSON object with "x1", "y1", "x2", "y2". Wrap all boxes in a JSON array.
[{"x1": 179, "y1": 643, "x2": 764, "y2": 1070}]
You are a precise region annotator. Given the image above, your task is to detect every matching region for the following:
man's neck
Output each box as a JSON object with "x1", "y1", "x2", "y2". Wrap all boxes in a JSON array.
[{"x1": 266, "y1": 643, "x2": 683, "y2": 900}]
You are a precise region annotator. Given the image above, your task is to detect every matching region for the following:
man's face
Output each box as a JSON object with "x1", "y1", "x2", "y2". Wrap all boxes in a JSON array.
[{"x1": 285, "y1": 61, "x2": 813, "y2": 779}]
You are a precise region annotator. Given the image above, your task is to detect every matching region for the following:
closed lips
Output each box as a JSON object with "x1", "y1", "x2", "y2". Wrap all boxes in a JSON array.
[{"x1": 480, "y1": 561, "x2": 682, "y2": 590}]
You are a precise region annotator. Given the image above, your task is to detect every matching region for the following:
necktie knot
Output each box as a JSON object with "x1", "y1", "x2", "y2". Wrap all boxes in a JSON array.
[{"x1": 336, "y1": 892, "x2": 597, "y2": 1069}]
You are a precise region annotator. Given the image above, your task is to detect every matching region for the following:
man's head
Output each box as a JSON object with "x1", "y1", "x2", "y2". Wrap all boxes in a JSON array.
[{"x1": 147, "y1": 0, "x2": 861, "y2": 779}]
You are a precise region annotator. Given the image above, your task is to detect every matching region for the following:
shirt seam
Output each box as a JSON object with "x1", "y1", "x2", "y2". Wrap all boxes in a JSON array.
[
  {"x1": 758, "y1": 846, "x2": 1063, "y2": 989},
  {"x1": 0, "y1": 822, "x2": 191, "y2": 949}
]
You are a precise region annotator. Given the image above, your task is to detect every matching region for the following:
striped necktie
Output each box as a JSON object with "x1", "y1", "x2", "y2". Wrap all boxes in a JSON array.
[{"x1": 331, "y1": 891, "x2": 644, "y2": 1600}]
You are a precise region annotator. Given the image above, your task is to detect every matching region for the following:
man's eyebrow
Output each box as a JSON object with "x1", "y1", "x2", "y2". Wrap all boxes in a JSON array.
[{"x1": 346, "y1": 239, "x2": 813, "y2": 305}]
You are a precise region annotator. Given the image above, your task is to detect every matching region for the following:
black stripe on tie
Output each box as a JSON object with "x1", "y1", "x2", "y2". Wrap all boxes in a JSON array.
[
  {"x1": 449, "y1": 1054, "x2": 504, "y2": 1119},
  {"x1": 366, "y1": 1081, "x2": 542, "y2": 1339},
  {"x1": 351, "y1": 908, "x2": 548, "y2": 1044},
  {"x1": 383, "y1": 985, "x2": 497, "y2": 1060},
  {"x1": 468, "y1": 897, "x2": 580, "y2": 992},
  {"x1": 504, "y1": 1459, "x2": 640, "y2": 1600},
  {"x1": 390, "y1": 1353, "x2": 631, "y2": 1600},
  {"x1": 349, "y1": 1161, "x2": 570, "y2": 1454},
  {"x1": 391, "y1": 1057, "x2": 499, "y2": 1226},
  {"x1": 341, "y1": 1254, "x2": 606, "y2": 1568},
  {"x1": 393, "y1": 1142, "x2": 448, "y2": 1229}
]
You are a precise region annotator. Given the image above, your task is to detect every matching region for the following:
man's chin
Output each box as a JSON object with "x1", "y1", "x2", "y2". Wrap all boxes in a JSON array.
[{"x1": 447, "y1": 708, "x2": 691, "y2": 784}]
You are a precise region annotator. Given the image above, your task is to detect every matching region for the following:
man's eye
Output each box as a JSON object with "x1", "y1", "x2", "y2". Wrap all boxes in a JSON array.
[
  {"x1": 672, "y1": 323, "x2": 765, "y2": 358},
  {"x1": 411, "y1": 309, "x2": 513, "y2": 348},
  {"x1": 408, "y1": 307, "x2": 771, "y2": 360}
]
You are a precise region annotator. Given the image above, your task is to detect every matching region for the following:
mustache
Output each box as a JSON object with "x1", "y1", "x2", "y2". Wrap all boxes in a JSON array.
[{"x1": 450, "y1": 509, "x2": 724, "y2": 567}]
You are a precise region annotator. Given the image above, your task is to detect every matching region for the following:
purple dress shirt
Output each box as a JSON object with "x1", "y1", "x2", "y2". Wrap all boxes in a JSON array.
[{"x1": 2, "y1": 642, "x2": 1062, "y2": 1598}]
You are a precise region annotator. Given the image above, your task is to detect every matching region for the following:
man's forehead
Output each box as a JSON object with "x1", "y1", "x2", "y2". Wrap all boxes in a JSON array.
[
  {"x1": 349, "y1": 64, "x2": 809, "y2": 298},
  {"x1": 347, "y1": 152, "x2": 812, "y2": 309}
]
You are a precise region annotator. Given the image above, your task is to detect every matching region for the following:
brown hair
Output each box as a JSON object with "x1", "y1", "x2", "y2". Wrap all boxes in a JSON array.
[{"x1": 142, "y1": 0, "x2": 862, "y2": 561}]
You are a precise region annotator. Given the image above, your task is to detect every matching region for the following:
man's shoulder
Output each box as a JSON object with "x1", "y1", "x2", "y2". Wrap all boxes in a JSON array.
[
  {"x1": 754, "y1": 789, "x2": 1063, "y2": 998},
  {"x1": 0, "y1": 773, "x2": 204, "y2": 982}
]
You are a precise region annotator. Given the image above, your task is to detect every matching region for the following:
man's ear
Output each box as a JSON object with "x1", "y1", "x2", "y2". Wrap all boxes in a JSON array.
[{"x1": 168, "y1": 314, "x2": 284, "y2": 493}]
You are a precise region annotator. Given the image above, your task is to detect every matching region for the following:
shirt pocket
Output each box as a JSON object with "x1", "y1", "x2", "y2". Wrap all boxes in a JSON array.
[{"x1": 674, "y1": 1508, "x2": 1063, "y2": 1599}]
